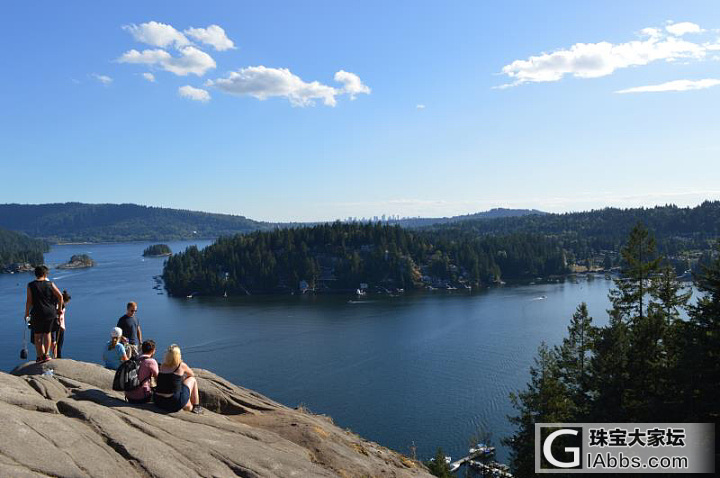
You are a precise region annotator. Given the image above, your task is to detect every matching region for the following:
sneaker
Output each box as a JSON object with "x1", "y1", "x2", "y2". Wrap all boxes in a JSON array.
[{"x1": 191, "y1": 405, "x2": 204, "y2": 415}]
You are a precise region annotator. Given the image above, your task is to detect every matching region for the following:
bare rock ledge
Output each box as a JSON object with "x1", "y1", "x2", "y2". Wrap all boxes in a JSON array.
[{"x1": 1, "y1": 359, "x2": 432, "y2": 478}]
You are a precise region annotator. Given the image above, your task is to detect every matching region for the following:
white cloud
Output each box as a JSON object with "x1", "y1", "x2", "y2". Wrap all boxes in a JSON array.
[
  {"x1": 334, "y1": 70, "x2": 371, "y2": 99},
  {"x1": 118, "y1": 46, "x2": 216, "y2": 76},
  {"x1": 616, "y1": 78, "x2": 720, "y2": 94},
  {"x1": 666, "y1": 22, "x2": 703, "y2": 36},
  {"x1": 207, "y1": 66, "x2": 338, "y2": 106},
  {"x1": 184, "y1": 25, "x2": 235, "y2": 51},
  {"x1": 640, "y1": 27, "x2": 661, "y2": 38},
  {"x1": 499, "y1": 23, "x2": 713, "y2": 87},
  {"x1": 122, "y1": 21, "x2": 189, "y2": 49},
  {"x1": 92, "y1": 73, "x2": 113, "y2": 85},
  {"x1": 178, "y1": 85, "x2": 211, "y2": 102},
  {"x1": 416, "y1": 104, "x2": 426, "y2": 109},
  {"x1": 142, "y1": 72, "x2": 155, "y2": 82}
]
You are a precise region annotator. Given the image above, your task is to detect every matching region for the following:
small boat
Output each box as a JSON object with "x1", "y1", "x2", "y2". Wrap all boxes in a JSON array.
[
  {"x1": 469, "y1": 443, "x2": 496, "y2": 455},
  {"x1": 444, "y1": 456, "x2": 452, "y2": 464}
]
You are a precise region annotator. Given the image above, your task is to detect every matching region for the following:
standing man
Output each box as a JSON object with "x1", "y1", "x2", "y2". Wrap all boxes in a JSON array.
[{"x1": 117, "y1": 302, "x2": 142, "y2": 358}]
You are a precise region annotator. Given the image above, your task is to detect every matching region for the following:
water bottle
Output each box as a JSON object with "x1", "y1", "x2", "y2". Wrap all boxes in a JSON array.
[{"x1": 42, "y1": 369, "x2": 54, "y2": 378}]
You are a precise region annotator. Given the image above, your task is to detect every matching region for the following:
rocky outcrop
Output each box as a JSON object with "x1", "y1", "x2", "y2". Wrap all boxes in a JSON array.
[{"x1": 2, "y1": 359, "x2": 431, "y2": 478}]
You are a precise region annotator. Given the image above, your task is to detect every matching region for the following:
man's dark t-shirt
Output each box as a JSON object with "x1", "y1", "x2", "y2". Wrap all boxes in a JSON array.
[{"x1": 116, "y1": 314, "x2": 140, "y2": 344}]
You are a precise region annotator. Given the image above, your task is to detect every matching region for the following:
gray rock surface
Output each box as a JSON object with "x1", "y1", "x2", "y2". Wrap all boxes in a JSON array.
[{"x1": 1, "y1": 359, "x2": 431, "y2": 478}]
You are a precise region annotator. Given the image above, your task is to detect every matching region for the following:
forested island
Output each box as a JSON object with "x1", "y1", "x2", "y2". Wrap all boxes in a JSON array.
[
  {"x1": 0, "y1": 227, "x2": 48, "y2": 272},
  {"x1": 57, "y1": 254, "x2": 95, "y2": 269},
  {"x1": 163, "y1": 222, "x2": 568, "y2": 296},
  {"x1": 143, "y1": 244, "x2": 172, "y2": 257}
]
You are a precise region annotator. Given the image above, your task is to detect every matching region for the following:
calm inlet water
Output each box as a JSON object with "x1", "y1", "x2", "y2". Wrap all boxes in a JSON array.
[{"x1": 1, "y1": 242, "x2": 620, "y2": 462}]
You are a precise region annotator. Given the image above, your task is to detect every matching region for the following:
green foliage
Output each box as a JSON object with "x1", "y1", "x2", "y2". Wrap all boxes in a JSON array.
[
  {"x1": 162, "y1": 222, "x2": 569, "y2": 296},
  {"x1": 506, "y1": 229, "x2": 720, "y2": 476},
  {"x1": 425, "y1": 447, "x2": 453, "y2": 478},
  {"x1": 143, "y1": 244, "x2": 172, "y2": 256},
  {"x1": 609, "y1": 222, "x2": 661, "y2": 323},
  {"x1": 0, "y1": 227, "x2": 48, "y2": 270},
  {"x1": 424, "y1": 200, "x2": 720, "y2": 260}
]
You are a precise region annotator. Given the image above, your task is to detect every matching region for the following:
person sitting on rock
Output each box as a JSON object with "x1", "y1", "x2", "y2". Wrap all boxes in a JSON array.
[
  {"x1": 125, "y1": 340, "x2": 159, "y2": 404},
  {"x1": 153, "y1": 344, "x2": 202, "y2": 414},
  {"x1": 102, "y1": 327, "x2": 128, "y2": 370}
]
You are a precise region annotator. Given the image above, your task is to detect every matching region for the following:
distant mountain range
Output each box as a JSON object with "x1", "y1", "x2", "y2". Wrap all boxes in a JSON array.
[
  {"x1": 0, "y1": 203, "x2": 545, "y2": 243},
  {"x1": 389, "y1": 208, "x2": 547, "y2": 227}
]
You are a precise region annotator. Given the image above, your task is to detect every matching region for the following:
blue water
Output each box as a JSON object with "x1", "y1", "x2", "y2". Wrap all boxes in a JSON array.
[{"x1": 0, "y1": 242, "x2": 627, "y2": 462}]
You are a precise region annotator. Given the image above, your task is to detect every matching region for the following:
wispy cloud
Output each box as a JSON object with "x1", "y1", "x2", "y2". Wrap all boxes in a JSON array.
[
  {"x1": 184, "y1": 25, "x2": 235, "y2": 51},
  {"x1": 206, "y1": 66, "x2": 370, "y2": 107},
  {"x1": 178, "y1": 85, "x2": 211, "y2": 102},
  {"x1": 122, "y1": 21, "x2": 189, "y2": 49},
  {"x1": 498, "y1": 21, "x2": 717, "y2": 88},
  {"x1": 334, "y1": 70, "x2": 371, "y2": 99},
  {"x1": 92, "y1": 73, "x2": 113, "y2": 85},
  {"x1": 665, "y1": 21, "x2": 703, "y2": 36},
  {"x1": 416, "y1": 104, "x2": 426, "y2": 109},
  {"x1": 142, "y1": 72, "x2": 155, "y2": 82},
  {"x1": 616, "y1": 78, "x2": 720, "y2": 94},
  {"x1": 117, "y1": 46, "x2": 216, "y2": 76}
]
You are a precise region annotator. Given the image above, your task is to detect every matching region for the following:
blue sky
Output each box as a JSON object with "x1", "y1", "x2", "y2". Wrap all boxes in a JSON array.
[{"x1": 1, "y1": 1, "x2": 719, "y2": 221}]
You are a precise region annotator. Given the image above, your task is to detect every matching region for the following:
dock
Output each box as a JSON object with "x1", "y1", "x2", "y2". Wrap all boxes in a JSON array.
[{"x1": 447, "y1": 446, "x2": 512, "y2": 476}]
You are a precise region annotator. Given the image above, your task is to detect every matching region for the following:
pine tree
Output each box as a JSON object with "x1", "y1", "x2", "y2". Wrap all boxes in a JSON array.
[
  {"x1": 588, "y1": 310, "x2": 630, "y2": 422},
  {"x1": 683, "y1": 243, "x2": 720, "y2": 421},
  {"x1": 556, "y1": 303, "x2": 595, "y2": 419},
  {"x1": 506, "y1": 343, "x2": 573, "y2": 478},
  {"x1": 426, "y1": 447, "x2": 452, "y2": 478},
  {"x1": 609, "y1": 222, "x2": 661, "y2": 324},
  {"x1": 652, "y1": 263, "x2": 692, "y2": 327}
]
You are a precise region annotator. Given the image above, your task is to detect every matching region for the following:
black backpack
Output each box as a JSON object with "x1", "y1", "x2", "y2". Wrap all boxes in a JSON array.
[{"x1": 112, "y1": 357, "x2": 148, "y2": 391}]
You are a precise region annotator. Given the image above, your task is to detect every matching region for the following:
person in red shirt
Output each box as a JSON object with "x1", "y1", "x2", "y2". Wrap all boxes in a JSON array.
[{"x1": 125, "y1": 340, "x2": 159, "y2": 404}]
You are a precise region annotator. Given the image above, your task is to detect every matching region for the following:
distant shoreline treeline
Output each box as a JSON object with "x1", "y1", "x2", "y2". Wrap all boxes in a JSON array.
[
  {"x1": 0, "y1": 203, "x2": 274, "y2": 243},
  {"x1": 162, "y1": 222, "x2": 569, "y2": 296},
  {"x1": 0, "y1": 227, "x2": 48, "y2": 270}
]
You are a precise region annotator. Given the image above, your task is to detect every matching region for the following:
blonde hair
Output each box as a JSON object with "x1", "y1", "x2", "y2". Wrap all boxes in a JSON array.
[{"x1": 162, "y1": 344, "x2": 182, "y2": 368}]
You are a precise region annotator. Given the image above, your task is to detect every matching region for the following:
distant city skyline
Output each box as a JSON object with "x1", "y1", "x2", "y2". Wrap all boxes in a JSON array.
[{"x1": 2, "y1": 1, "x2": 719, "y2": 222}]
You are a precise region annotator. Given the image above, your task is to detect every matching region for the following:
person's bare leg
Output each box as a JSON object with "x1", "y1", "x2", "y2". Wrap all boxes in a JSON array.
[
  {"x1": 182, "y1": 376, "x2": 200, "y2": 410},
  {"x1": 42, "y1": 333, "x2": 52, "y2": 359},
  {"x1": 34, "y1": 336, "x2": 44, "y2": 360}
]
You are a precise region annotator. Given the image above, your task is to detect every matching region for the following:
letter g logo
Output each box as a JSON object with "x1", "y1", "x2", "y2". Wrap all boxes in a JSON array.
[{"x1": 543, "y1": 429, "x2": 580, "y2": 468}]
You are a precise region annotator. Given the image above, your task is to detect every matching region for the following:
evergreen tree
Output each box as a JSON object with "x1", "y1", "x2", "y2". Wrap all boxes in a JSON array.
[
  {"x1": 684, "y1": 243, "x2": 720, "y2": 421},
  {"x1": 556, "y1": 303, "x2": 595, "y2": 419},
  {"x1": 587, "y1": 310, "x2": 630, "y2": 422},
  {"x1": 506, "y1": 343, "x2": 573, "y2": 478},
  {"x1": 609, "y1": 222, "x2": 661, "y2": 324},
  {"x1": 651, "y1": 263, "x2": 692, "y2": 327},
  {"x1": 426, "y1": 447, "x2": 452, "y2": 478}
]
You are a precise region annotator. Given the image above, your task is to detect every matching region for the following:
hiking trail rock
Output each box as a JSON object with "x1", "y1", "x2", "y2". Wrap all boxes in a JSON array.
[{"x1": 2, "y1": 359, "x2": 431, "y2": 478}]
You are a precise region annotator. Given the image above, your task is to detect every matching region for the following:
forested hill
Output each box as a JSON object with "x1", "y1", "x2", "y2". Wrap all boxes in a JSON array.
[
  {"x1": 0, "y1": 203, "x2": 273, "y2": 243},
  {"x1": 0, "y1": 227, "x2": 48, "y2": 270},
  {"x1": 389, "y1": 208, "x2": 547, "y2": 228},
  {"x1": 423, "y1": 201, "x2": 720, "y2": 255},
  {"x1": 162, "y1": 222, "x2": 568, "y2": 296}
]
